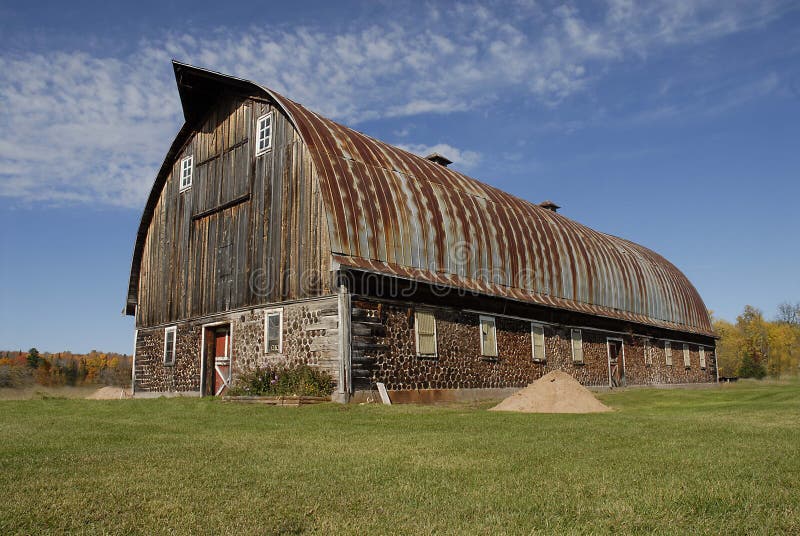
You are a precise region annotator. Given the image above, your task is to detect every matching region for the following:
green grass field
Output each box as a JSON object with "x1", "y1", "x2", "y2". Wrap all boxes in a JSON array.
[{"x1": 1, "y1": 381, "x2": 798, "y2": 535}]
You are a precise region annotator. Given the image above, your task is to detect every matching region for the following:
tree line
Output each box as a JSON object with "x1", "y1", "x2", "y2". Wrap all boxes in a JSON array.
[
  {"x1": 713, "y1": 302, "x2": 800, "y2": 379},
  {"x1": 0, "y1": 348, "x2": 132, "y2": 388}
]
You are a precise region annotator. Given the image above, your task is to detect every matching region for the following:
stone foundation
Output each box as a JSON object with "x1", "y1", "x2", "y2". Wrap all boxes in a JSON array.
[
  {"x1": 133, "y1": 293, "x2": 716, "y2": 399},
  {"x1": 133, "y1": 295, "x2": 340, "y2": 394},
  {"x1": 133, "y1": 326, "x2": 202, "y2": 392}
]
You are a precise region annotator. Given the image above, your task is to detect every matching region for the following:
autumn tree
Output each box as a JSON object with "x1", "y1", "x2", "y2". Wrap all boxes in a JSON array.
[
  {"x1": 735, "y1": 306, "x2": 769, "y2": 378},
  {"x1": 712, "y1": 316, "x2": 743, "y2": 378},
  {"x1": 34, "y1": 359, "x2": 52, "y2": 385},
  {"x1": 770, "y1": 302, "x2": 800, "y2": 376},
  {"x1": 714, "y1": 304, "x2": 800, "y2": 379},
  {"x1": 64, "y1": 359, "x2": 79, "y2": 386},
  {"x1": 766, "y1": 322, "x2": 799, "y2": 377}
]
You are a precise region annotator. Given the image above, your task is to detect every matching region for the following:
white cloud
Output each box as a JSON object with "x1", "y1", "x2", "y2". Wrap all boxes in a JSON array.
[
  {"x1": 0, "y1": 0, "x2": 789, "y2": 208},
  {"x1": 393, "y1": 126, "x2": 412, "y2": 138},
  {"x1": 0, "y1": 50, "x2": 178, "y2": 208},
  {"x1": 395, "y1": 143, "x2": 482, "y2": 170}
]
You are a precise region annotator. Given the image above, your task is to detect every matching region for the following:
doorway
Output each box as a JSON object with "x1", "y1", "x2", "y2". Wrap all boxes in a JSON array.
[
  {"x1": 606, "y1": 338, "x2": 625, "y2": 388},
  {"x1": 202, "y1": 323, "x2": 232, "y2": 396}
]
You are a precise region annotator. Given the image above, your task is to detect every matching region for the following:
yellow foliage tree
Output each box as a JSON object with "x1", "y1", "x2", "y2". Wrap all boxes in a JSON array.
[
  {"x1": 714, "y1": 304, "x2": 800, "y2": 379},
  {"x1": 713, "y1": 316, "x2": 743, "y2": 378}
]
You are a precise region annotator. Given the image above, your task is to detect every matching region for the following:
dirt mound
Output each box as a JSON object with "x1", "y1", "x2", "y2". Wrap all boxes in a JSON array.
[
  {"x1": 86, "y1": 387, "x2": 132, "y2": 400},
  {"x1": 489, "y1": 371, "x2": 611, "y2": 413}
]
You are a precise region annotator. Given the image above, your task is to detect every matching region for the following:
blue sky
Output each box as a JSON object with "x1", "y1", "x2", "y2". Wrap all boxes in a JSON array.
[{"x1": 1, "y1": 0, "x2": 798, "y2": 353}]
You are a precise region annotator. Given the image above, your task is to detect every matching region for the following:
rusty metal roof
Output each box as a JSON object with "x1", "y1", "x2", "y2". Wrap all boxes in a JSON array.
[
  {"x1": 264, "y1": 85, "x2": 713, "y2": 336},
  {"x1": 128, "y1": 63, "x2": 713, "y2": 336}
]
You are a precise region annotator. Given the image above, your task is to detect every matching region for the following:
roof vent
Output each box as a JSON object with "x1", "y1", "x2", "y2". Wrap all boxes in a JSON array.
[
  {"x1": 539, "y1": 200, "x2": 561, "y2": 213},
  {"x1": 425, "y1": 153, "x2": 453, "y2": 167}
]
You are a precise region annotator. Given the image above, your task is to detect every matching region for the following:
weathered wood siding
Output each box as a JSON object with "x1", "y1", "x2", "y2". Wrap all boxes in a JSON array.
[{"x1": 136, "y1": 95, "x2": 331, "y2": 328}]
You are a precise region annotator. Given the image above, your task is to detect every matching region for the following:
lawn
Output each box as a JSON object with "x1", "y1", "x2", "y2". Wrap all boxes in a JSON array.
[{"x1": 1, "y1": 381, "x2": 798, "y2": 535}]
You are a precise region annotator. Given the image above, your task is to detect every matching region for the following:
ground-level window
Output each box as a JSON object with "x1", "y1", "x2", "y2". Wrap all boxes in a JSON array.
[
  {"x1": 415, "y1": 310, "x2": 437, "y2": 357},
  {"x1": 256, "y1": 112, "x2": 273, "y2": 155},
  {"x1": 571, "y1": 329, "x2": 584, "y2": 363},
  {"x1": 265, "y1": 308, "x2": 283, "y2": 353},
  {"x1": 479, "y1": 315, "x2": 497, "y2": 357},
  {"x1": 531, "y1": 323, "x2": 545, "y2": 362},
  {"x1": 683, "y1": 343, "x2": 691, "y2": 369},
  {"x1": 180, "y1": 155, "x2": 193, "y2": 191},
  {"x1": 644, "y1": 338, "x2": 653, "y2": 367},
  {"x1": 164, "y1": 326, "x2": 177, "y2": 365},
  {"x1": 665, "y1": 341, "x2": 673, "y2": 366},
  {"x1": 699, "y1": 346, "x2": 706, "y2": 370}
]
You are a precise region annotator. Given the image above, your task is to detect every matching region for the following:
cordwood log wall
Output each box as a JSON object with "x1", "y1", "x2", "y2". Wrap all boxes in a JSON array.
[
  {"x1": 349, "y1": 298, "x2": 716, "y2": 397},
  {"x1": 134, "y1": 293, "x2": 716, "y2": 396},
  {"x1": 133, "y1": 296, "x2": 341, "y2": 393}
]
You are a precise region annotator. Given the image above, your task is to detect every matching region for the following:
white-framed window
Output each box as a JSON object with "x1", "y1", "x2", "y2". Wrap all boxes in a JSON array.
[
  {"x1": 531, "y1": 323, "x2": 545, "y2": 362},
  {"x1": 644, "y1": 338, "x2": 653, "y2": 367},
  {"x1": 415, "y1": 310, "x2": 437, "y2": 357},
  {"x1": 256, "y1": 112, "x2": 273, "y2": 155},
  {"x1": 180, "y1": 156, "x2": 193, "y2": 191},
  {"x1": 163, "y1": 326, "x2": 177, "y2": 365},
  {"x1": 699, "y1": 346, "x2": 706, "y2": 370},
  {"x1": 683, "y1": 343, "x2": 691, "y2": 369},
  {"x1": 665, "y1": 341, "x2": 673, "y2": 366},
  {"x1": 264, "y1": 308, "x2": 283, "y2": 353},
  {"x1": 571, "y1": 328, "x2": 584, "y2": 363},
  {"x1": 479, "y1": 315, "x2": 497, "y2": 357}
]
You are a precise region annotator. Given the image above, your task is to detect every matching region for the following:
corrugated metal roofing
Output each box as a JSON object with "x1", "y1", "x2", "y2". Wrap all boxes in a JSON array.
[
  {"x1": 263, "y1": 84, "x2": 713, "y2": 336},
  {"x1": 127, "y1": 62, "x2": 713, "y2": 336}
]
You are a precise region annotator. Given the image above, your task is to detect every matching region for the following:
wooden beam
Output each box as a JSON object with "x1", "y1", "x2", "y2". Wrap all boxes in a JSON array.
[
  {"x1": 191, "y1": 193, "x2": 251, "y2": 222},
  {"x1": 338, "y1": 285, "x2": 352, "y2": 396}
]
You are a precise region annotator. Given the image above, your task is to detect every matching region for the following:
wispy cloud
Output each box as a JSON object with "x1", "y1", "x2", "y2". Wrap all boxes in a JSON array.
[
  {"x1": 0, "y1": 0, "x2": 791, "y2": 208},
  {"x1": 704, "y1": 71, "x2": 781, "y2": 114},
  {"x1": 625, "y1": 71, "x2": 783, "y2": 126},
  {"x1": 0, "y1": 49, "x2": 178, "y2": 207},
  {"x1": 395, "y1": 143, "x2": 482, "y2": 170}
]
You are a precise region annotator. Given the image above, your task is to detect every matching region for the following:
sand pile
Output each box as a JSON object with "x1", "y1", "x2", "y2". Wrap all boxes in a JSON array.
[
  {"x1": 489, "y1": 371, "x2": 611, "y2": 413},
  {"x1": 86, "y1": 386, "x2": 132, "y2": 400}
]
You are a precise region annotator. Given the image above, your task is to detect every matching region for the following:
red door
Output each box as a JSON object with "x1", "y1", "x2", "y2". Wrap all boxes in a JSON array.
[{"x1": 204, "y1": 325, "x2": 231, "y2": 396}]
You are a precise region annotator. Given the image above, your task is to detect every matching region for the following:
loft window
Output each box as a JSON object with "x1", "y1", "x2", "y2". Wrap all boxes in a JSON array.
[
  {"x1": 683, "y1": 344, "x2": 691, "y2": 369},
  {"x1": 665, "y1": 341, "x2": 673, "y2": 366},
  {"x1": 415, "y1": 311, "x2": 437, "y2": 357},
  {"x1": 531, "y1": 323, "x2": 545, "y2": 362},
  {"x1": 256, "y1": 112, "x2": 273, "y2": 155},
  {"x1": 180, "y1": 156, "x2": 193, "y2": 191},
  {"x1": 264, "y1": 308, "x2": 283, "y2": 353},
  {"x1": 571, "y1": 329, "x2": 584, "y2": 363},
  {"x1": 479, "y1": 315, "x2": 497, "y2": 357},
  {"x1": 699, "y1": 347, "x2": 706, "y2": 370},
  {"x1": 163, "y1": 326, "x2": 177, "y2": 365},
  {"x1": 644, "y1": 339, "x2": 653, "y2": 367}
]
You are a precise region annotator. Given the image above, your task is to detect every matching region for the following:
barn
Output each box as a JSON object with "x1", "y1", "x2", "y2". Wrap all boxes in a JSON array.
[{"x1": 125, "y1": 61, "x2": 717, "y2": 401}]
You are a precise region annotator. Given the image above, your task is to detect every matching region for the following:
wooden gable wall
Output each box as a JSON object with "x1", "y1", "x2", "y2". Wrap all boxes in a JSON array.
[{"x1": 136, "y1": 94, "x2": 332, "y2": 328}]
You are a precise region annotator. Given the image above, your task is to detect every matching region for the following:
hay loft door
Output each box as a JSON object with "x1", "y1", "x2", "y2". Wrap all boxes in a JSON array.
[
  {"x1": 606, "y1": 338, "x2": 625, "y2": 388},
  {"x1": 203, "y1": 324, "x2": 233, "y2": 396}
]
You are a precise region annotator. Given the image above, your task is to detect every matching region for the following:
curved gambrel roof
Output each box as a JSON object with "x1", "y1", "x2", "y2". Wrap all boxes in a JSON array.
[{"x1": 127, "y1": 62, "x2": 712, "y2": 336}]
